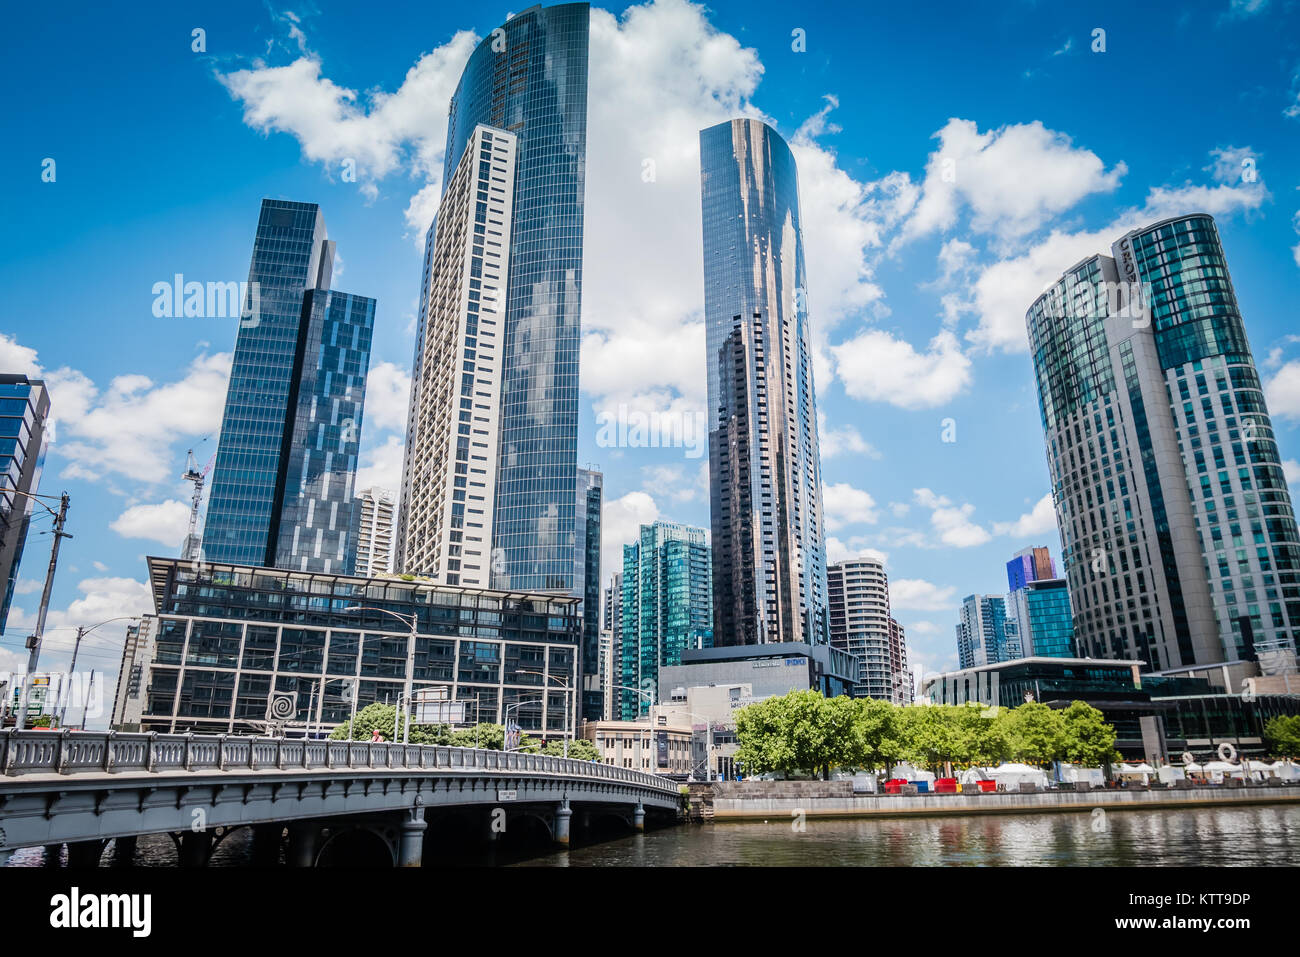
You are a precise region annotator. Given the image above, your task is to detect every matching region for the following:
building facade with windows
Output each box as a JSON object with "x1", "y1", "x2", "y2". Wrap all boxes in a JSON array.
[
  {"x1": 700, "y1": 118, "x2": 829, "y2": 648},
  {"x1": 0, "y1": 374, "x2": 49, "y2": 634},
  {"x1": 580, "y1": 718, "x2": 694, "y2": 776},
  {"x1": 576, "y1": 467, "x2": 602, "y2": 721},
  {"x1": 618, "y1": 522, "x2": 713, "y2": 720},
  {"x1": 202, "y1": 200, "x2": 375, "y2": 575},
  {"x1": 399, "y1": 126, "x2": 517, "y2": 588},
  {"x1": 827, "y1": 558, "x2": 911, "y2": 702},
  {"x1": 956, "y1": 594, "x2": 1014, "y2": 670},
  {"x1": 123, "y1": 556, "x2": 580, "y2": 739},
  {"x1": 1006, "y1": 577, "x2": 1075, "y2": 659},
  {"x1": 1026, "y1": 214, "x2": 1300, "y2": 676},
  {"x1": 353, "y1": 487, "x2": 396, "y2": 578},
  {"x1": 412, "y1": 2, "x2": 589, "y2": 596}
]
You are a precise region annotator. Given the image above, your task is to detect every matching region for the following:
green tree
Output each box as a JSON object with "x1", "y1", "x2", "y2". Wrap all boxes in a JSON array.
[
  {"x1": 734, "y1": 689, "x2": 854, "y2": 778},
  {"x1": 1004, "y1": 701, "x2": 1066, "y2": 767},
  {"x1": 733, "y1": 695, "x2": 793, "y2": 776},
  {"x1": 855, "y1": 698, "x2": 906, "y2": 772},
  {"x1": 330, "y1": 703, "x2": 422, "y2": 742},
  {"x1": 957, "y1": 703, "x2": 1011, "y2": 768},
  {"x1": 1060, "y1": 700, "x2": 1120, "y2": 767},
  {"x1": 898, "y1": 705, "x2": 965, "y2": 773},
  {"x1": 1264, "y1": 714, "x2": 1300, "y2": 758},
  {"x1": 537, "y1": 738, "x2": 601, "y2": 761}
]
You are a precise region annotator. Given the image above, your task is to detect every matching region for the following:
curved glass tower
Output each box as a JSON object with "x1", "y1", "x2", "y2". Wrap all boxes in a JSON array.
[
  {"x1": 699, "y1": 118, "x2": 829, "y2": 646},
  {"x1": 1027, "y1": 214, "x2": 1300, "y2": 673},
  {"x1": 434, "y1": 2, "x2": 590, "y2": 593}
]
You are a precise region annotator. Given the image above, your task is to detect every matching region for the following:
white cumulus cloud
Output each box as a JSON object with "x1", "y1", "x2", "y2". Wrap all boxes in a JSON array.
[{"x1": 110, "y1": 500, "x2": 193, "y2": 547}]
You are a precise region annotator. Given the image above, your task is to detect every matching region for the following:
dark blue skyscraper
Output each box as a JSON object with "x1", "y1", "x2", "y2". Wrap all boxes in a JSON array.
[
  {"x1": 700, "y1": 118, "x2": 829, "y2": 646},
  {"x1": 203, "y1": 200, "x2": 375, "y2": 574},
  {"x1": 0, "y1": 375, "x2": 50, "y2": 634},
  {"x1": 438, "y1": 2, "x2": 589, "y2": 593}
]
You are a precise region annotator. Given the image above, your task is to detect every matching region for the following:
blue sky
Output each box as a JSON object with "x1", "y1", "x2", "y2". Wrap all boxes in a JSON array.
[{"x1": 3, "y1": 0, "x2": 1300, "y2": 719}]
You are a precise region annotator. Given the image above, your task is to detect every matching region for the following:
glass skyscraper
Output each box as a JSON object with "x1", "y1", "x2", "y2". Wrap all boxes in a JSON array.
[
  {"x1": 699, "y1": 118, "x2": 829, "y2": 647},
  {"x1": 202, "y1": 200, "x2": 375, "y2": 575},
  {"x1": 576, "y1": 466, "x2": 602, "y2": 721},
  {"x1": 619, "y1": 522, "x2": 713, "y2": 720},
  {"x1": 1002, "y1": 545, "x2": 1074, "y2": 660},
  {"x1": 430, "y1": 2, "x2": 589, "y2": 594},
  {"x1": 0, "y1": 374, "x2": 49, "y2": 634},
  {"x1": 1027, "y1": 213, "x2": 1300, "y2": 674},
  {"x1": 956, "y1": 594, "x2": 1013, "y2": 670}
]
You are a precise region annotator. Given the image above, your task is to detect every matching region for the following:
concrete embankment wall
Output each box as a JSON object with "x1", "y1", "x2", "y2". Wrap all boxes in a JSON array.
[{"x1": 690, "y1": 780, "x2": 1300, "y2": 821}]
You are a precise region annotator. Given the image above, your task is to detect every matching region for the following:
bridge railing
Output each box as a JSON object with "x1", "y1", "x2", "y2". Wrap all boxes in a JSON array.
[{"x1": 0, "y1": 729, "x2": 679, "y2": 795}]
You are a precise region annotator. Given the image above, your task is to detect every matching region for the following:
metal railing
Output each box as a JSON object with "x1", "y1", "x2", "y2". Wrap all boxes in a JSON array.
[{"x1": 0, "y1": 729, "x2": 679, "y2": 795}]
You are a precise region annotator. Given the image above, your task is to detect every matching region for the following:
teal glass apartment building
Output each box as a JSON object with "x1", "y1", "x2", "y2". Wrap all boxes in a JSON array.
[{"x1": 619, "y1": 522, "x2": 713, "y2": 720}]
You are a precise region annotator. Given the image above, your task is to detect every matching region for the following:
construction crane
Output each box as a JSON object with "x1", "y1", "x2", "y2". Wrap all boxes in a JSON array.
[{"x1": 181, "y1": 446, "x2": 215, "y2": 561}]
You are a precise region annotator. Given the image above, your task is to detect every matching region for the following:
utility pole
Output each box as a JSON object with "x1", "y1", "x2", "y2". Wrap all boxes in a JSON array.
[{"x1": 17, "y1": 492, "x2": 71, "y2": 731}]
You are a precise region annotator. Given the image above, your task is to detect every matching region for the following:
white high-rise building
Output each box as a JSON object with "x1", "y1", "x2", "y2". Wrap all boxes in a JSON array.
[
  {"x1": 827, "y1": 557, "x2": 911, "y2": 702},
  {"x1": 354, "y1": 487, "x2": 395, "y2": 577},
  {"x1": 397, "y1": 125, "x2": 516, "y2": 586}
]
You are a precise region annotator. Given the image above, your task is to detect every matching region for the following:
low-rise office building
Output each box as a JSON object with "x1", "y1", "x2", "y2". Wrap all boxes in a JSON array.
[
  {"x1": 654, "y1": 643, "x2": 859, "y2": 780},
  {"x1": 580, "y1": 718, "x2": 693, "y2": 776},
  {"x1": 920, "y1": 656, "x2": 1300, "y2": 761},
  {"x1": 118, "y1": 556, "x2": 582, "y2": 739}
]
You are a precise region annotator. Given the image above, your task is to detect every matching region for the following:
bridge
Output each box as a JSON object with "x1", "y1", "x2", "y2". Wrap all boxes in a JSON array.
[{"x1": 0, "y1": 730, "x2": 682, "y2": 867}]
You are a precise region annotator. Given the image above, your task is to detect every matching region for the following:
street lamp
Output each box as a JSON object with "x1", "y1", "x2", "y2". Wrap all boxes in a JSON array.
[
  {"x1": 519, "y1": 669, "x2": 573, "y2": 758},
  {"x1": 610, "y1": 684, "x2": 662, "y2": 774},
  {"x1": 58, "y1": 615, "x2": 141, "y2": 728},
  {"x1": 673, "y1": 709, "x2": 715, "y2": 783},
  {"x1": 341, "y1": 605, "x2": 417, "y2": 743},
  {"x1": 503, "y1": 696, "x2": 546, "y2": 751}
]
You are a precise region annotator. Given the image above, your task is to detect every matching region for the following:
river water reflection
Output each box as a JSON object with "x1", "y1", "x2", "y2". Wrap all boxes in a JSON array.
[
  {"x1": 511, "y1": 806, "x2": 1300, "y2": 867},
  {"x1": 9, "y1": 805, "x2": 1299, "y2": 867}
]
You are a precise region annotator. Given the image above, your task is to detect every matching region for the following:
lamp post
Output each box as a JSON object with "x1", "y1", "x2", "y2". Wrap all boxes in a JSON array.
[
  {"x1": 674, "y1": 709, "x2": 715, "y2": 782},
  {"x1": 341, "y1": 605, "x2": 417, "y2": 743},
  {"x1": 519, "y1": 669, "x2": 572, "y2": 758},
  {"x1": 611, "y1": 684, "x2": 658, "y2": 774},
  {"x1": 58, "y1": 616, "x2": 141, "y2": 728},
  {"x1": 503, "y1": 696, "x2": 545, "y2": 751}
]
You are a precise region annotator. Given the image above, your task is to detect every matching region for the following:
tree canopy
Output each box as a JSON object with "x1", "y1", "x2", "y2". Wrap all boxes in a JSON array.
[
  {"x1": 733, "y1": 691, "x2": 1120, "y2": 777},
  {"x1": 1264, "y1": 714, "x2": 1300, "y2": 758}
]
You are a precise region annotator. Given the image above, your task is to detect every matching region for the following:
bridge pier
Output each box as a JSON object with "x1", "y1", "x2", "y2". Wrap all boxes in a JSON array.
[
  {"x1": 287, "y1": 822, "x2": 319, "y2": 867},
  {"x1": 553, "y1": 801, "x2": 572, "y2": 846},
  {"x1": 0, "y1": 848, "x2": 11, "y2": 868},
  {"x1": 398, "y1": 807, "x2": 427, "y2": 867},
  {"x1": 251, "y1": 824, "x2": 282, "y2": 866},
  {"x1": 43, "y1": 844, "x2": 62, "y2": 866},
  {"x1": 111, "y1": 835, "x2": 137, "y2": 867},
  {"x1": 179, "y1": 829, "x2": 212, "y2": 868},
  {"x1": 634, "y1": 802, "x2": 646, "y2": 833},
  {"x1": 67, "y1": 839, "x2": 107, "y2": 868}
]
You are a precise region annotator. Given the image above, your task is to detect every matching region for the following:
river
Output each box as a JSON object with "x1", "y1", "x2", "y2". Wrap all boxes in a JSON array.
[{"x1": 9, "y1": 804, "x2": 1299, "y2": 867}]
